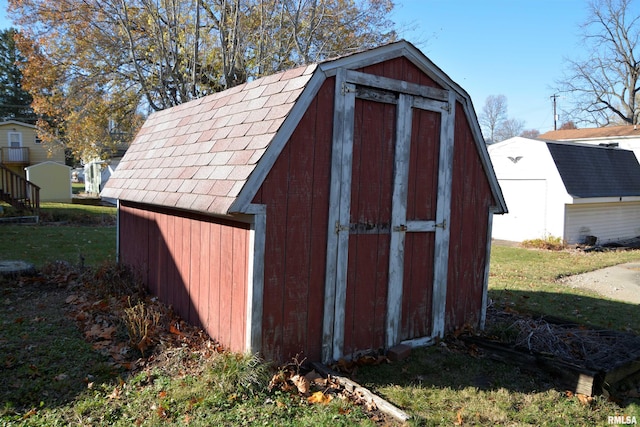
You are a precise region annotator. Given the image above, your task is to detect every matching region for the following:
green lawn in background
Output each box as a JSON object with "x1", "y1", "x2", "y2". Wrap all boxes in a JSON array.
[
  {"x1": 489, "y1": 244, "x2": 640, "y2": 333},
  {"x1": 0, "y1": 225, "x2": 116, "y2": 268},
  {"x1": 0, "y1": 202, "x2": 116, "y2": 268}
]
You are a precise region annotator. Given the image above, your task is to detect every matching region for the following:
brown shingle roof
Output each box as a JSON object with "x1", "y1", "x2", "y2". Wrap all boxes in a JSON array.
[
  {"x1": 539, "y1": 124, "x2": 640, "y2": 140},
  {"x1": 101, "y1": 64, "x2": 317, "y2": 215}
]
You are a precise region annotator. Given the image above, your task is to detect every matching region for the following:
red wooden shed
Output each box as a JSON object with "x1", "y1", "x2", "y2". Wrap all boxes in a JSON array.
[{"x1": 102, "y1": 40, "x2": 507, "y2": 363}]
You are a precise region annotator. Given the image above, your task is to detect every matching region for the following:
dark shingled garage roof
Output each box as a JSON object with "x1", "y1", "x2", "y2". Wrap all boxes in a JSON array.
[{"x1": 546, "y1": 141, "x2": 640, "y2": 198}]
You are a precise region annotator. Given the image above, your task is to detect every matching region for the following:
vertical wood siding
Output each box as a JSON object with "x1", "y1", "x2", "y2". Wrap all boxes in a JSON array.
[
  {"x1": 400, "y1": 107, "x2": 440, "y2": 340},
  {"x1": 118, "y1": 201, "x2": 249, "y2": 353},
  {"x1": 358, "y1": 57, "x2": 441, "y2": 92},
  {"x1": 251, "y1": 79, "x2": 334, "y2": 362},
  {"x1": 343, "y1": 96, "x2": 395, "y2": 356},
  {"x1": 445, "y1": 102, "x2": 495, "y2": 331}
]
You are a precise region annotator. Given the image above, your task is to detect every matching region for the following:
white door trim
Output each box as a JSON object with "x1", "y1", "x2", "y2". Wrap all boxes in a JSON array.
[{"x1": 321, "y1": 69, "x2": 454, "y2": 363}]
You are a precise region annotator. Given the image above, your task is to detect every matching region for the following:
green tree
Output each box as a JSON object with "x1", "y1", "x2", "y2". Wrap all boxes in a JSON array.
[{"x1": 0, "y1": 28, "x2": 35, "y2": 123}]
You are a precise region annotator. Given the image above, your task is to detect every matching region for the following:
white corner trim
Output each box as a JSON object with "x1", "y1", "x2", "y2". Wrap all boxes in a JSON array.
[
  {"x1": 244, "y1": 204, "x2": 266, "y2": 354},
  {"x1": 480, "y1": 210, "x2": 494, "y2": 330}
]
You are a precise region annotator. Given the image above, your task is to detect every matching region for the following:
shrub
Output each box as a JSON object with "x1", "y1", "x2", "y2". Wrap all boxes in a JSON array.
[
  {"x1": 122, "y1": 299, "x2": 162, "y2": 356},
  {"x1": 521, "y1": 235, "x2": 565, "y2": 251}
]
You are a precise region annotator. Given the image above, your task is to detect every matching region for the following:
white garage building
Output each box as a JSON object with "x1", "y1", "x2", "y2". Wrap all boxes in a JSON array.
[{"x1": 489, "y1": 137, "x2": 640, "y2": 245}]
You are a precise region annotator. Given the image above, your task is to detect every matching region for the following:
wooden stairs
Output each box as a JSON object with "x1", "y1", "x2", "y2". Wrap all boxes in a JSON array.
[{"x1": 0, "y1": 163, "x2": 40, "y2": 219}]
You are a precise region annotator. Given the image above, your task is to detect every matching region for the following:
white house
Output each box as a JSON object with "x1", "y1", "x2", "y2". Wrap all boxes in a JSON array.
[{"x1": 489, "y1": 137, "x2": 640, "y2": 244}]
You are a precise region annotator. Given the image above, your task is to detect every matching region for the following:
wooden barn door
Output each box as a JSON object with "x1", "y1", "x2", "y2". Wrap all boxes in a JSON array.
[{"x1": 322, "y1": 69, "x2": 455, "y2": 363}]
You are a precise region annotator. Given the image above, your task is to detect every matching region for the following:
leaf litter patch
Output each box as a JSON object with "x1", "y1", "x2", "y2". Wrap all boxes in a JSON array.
[{"x1": 2, "y1": 261, "x2": 406, "y2": 425}]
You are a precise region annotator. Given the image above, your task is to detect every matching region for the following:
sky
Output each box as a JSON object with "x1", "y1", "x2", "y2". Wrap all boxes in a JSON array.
[
  {"x1": 0, "y1": 0, "x2": 599, "y2": 133},
  {"x1": 391, "y1": 0, "x2": 591, "y2": 133}
]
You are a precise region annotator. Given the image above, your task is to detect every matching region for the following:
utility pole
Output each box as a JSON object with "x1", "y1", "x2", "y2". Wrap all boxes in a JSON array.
[{"x1": 550, "y1": 94, "x2": 559, "y2": 130}]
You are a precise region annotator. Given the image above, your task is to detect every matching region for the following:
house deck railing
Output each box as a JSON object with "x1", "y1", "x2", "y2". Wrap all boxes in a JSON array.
[
  {"x1": 0, "y1": 147, "x2": 30, "y2": 165},
  {"x1": 0, "y1": 163, "x2": 40, "y2": 215}
]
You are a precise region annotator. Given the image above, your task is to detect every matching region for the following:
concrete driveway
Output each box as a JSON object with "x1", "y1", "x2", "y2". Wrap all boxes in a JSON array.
[{"x1": 559, "y1": 262, "x2": 640, "y2": 305}]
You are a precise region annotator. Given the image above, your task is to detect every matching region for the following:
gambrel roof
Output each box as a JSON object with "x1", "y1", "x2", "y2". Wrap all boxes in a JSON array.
[
  {"x1": 101, "y1": 64, "x2": 317, "y2": 214},
  {"x1": 102, "y1": 40, "x2": 505, "y2": 216},
  {"x1": 546, "y1": 141, "x2": 640, "y2": 198}
]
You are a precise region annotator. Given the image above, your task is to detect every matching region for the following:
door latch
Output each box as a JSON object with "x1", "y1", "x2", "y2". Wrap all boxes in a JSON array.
[
  {"x1": 335, "y1": 221, "x2": 349, "y2": 233},
  {"x1": 393, "y1": 224, "x2": 408, "y2": 232}
]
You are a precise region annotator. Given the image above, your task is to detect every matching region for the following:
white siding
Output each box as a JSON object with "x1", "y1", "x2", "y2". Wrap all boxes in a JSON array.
[
  {"x1": 492, "y1": 179, "x2": 548, "y2": 241},
  {"x1": 565, "y1": 202, "x2": 640, "y2": 244},
  {"x1": 489, "y1": 137, "x2": 571, "y2": 242}
]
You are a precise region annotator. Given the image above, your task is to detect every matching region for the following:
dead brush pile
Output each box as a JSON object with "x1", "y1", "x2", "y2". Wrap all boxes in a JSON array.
[{"x1": 485, "y1": 306, "x2": 640, "y2": 370}]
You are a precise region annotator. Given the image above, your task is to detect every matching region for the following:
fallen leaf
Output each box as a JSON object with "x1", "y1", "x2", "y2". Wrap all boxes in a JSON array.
[
  {"x1": 22, "y1": 408, "x2": 36, "y2": 419},
  {"x1": 291, "y1": 374, "x2": 310, "y2": 394},
  {"x1": 86, "y1": 324, "x2": 117, "y2": 340},
  {"x1": 169, "y1": 324, "x2": 183, "y2": 336},
  {"x1": 576, "y1": 393, "x2": 593, "y2": 406},
  {"x1": 92, "y1": 340, "x2": 112, "y2": 350},
  {"x1": 108, "y1": 386, "x2": 122, "y2": 400},
  {"x1": 156, "y1": 404, "x2": 167, "y2": 419},
  {"x1": 454, "y1": 409, "x2": 464, "y2": 425},
  {"x1": 307, "y1": 391, "x2": 332, "y2": 405}
]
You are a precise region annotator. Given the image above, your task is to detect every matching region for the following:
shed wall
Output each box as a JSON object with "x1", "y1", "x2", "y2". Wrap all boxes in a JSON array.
[
  {"x1": 252, "y1": 56, "x2": 495, "y2": 360},
  {"x1": 445, "y1": 102, "x2": 497, "y2": 330},
  {"x1": 119, "y1": 201, "x2": 250, "y2": 353},
  {"x1": 358, "y1": 56, "x2": 441, "y2": 89},
  {"x1": 251, "y1": 78, "x2": 334, "y2": 362},
  {"x1": 25, "y1": 162, "x2": 71, "y2": 202}
]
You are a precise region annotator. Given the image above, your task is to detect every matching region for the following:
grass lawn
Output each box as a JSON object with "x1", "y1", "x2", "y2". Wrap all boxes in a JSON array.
[
  {"x1": 489, "y1": 245, "x2": 640, "y2": 332},
  {"x1": 0, "y1": 202, "x2": 116, "y2": 268},
  {"x1": 355, "y1": 244, "x2": 640, "y2": 425},
  {"x1": 72, "y1": 182, "x2": 84, "y2": 194},
  {"x1": 1, "y1": 209, "x2": 640, "y2": 425}
]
